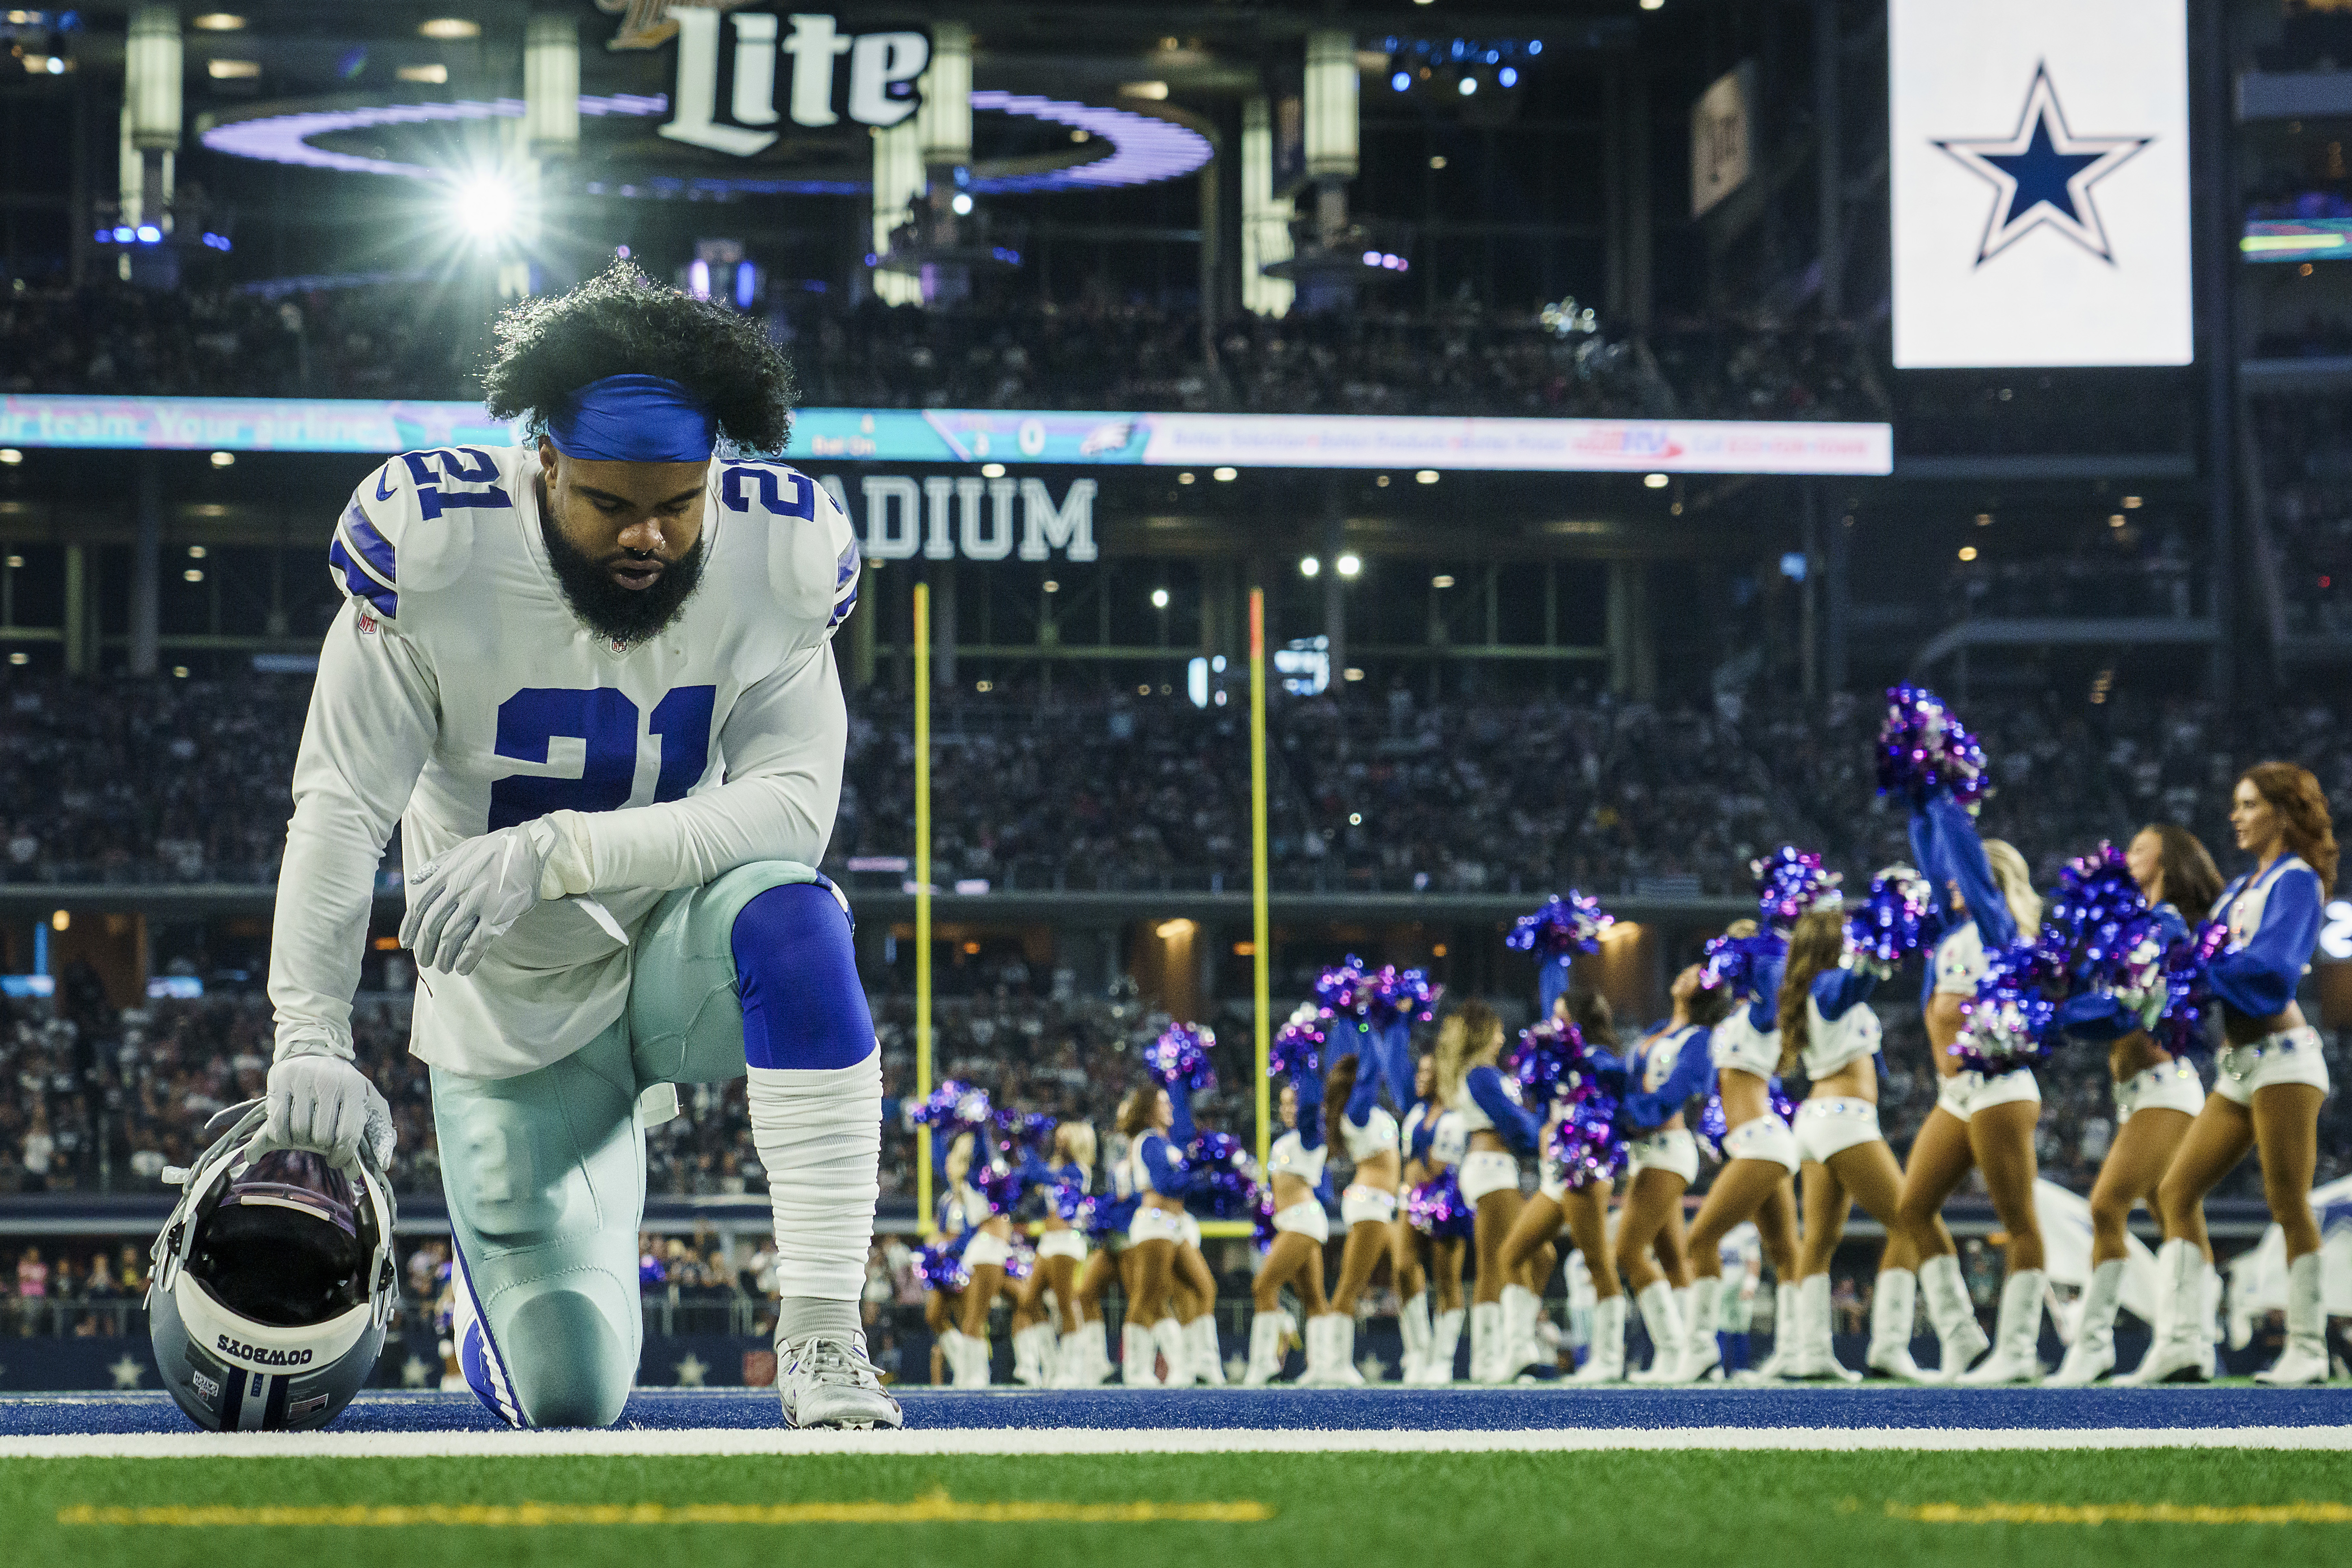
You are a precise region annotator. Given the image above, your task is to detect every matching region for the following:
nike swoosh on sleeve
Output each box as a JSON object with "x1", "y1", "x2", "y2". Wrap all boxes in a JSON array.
[{"x1": 375, "y1": 467, "x2": 397, "y2": 502}]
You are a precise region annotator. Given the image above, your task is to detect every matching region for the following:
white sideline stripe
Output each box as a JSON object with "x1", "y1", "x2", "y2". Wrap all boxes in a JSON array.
[{"x1": 3, "y1": 1425, "x2": 2351, "y2": 1459}]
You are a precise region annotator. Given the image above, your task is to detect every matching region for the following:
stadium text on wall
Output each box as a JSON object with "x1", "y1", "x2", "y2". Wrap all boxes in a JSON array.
[{"x1": 817, "y1": 475, "x2": 1100, "y2": 564}]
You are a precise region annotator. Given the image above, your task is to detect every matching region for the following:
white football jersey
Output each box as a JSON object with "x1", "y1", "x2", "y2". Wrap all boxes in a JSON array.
[{"x1": 268, "y1": 443, "x2": 859, "y2": 1079}]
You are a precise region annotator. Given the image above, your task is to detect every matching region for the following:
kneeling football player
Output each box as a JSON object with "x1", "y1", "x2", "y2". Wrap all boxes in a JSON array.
[{"x1": 255, "y1": 259, "x2": 897, "y2": 1429}]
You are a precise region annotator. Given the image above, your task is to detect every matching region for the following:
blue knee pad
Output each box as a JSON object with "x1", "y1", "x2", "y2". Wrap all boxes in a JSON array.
[{"x1": 732, "y1": 880, "x2": 877, "y2": 1071}]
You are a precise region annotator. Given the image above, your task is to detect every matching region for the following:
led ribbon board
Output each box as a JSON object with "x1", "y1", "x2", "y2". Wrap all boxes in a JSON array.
[
  {"x1": 0, "y1": 397, "x2": 1893, "y2": 476},
  {"x1": 1889, "y1": 0, "x2": 2192, "y2": 368}
]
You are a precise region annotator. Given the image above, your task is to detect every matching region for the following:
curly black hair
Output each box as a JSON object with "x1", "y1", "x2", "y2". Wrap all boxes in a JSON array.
[{"x1": 481, "y1": 257, "x2": 797, "y2": 455}]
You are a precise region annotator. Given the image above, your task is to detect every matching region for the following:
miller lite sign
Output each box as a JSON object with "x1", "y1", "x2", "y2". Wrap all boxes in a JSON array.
[{"x1": 605, "y1": 4, "x2": 930, "y2": 157}]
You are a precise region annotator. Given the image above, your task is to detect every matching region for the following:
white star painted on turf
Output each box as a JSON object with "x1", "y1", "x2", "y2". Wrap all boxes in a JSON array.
[
  {"x1": 1932, "y1": 62, "x2": 2151, "y2": 265},
  {"x1": 673, "y1": 1353, "x2": 709, "y2": 1388},
  {"x1": 1223, "y1": 1353, "x2": 1248, "y2": 1383},
  {"x1": 401, "y1": 1356, "x2": 431, "y2": 1388},
  {"x1": 1356, "y1": 1354, "x2": 1390, "y2": 1383},
  {"x1": 109, "y1": 1355, "x2": 146, "y2": 1389}
]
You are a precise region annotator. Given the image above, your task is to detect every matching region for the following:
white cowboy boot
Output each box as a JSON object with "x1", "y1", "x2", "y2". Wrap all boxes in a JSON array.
[
  {"x1": 2256, "y1": 1252, "x2": 2331, "y2": 1386},
  {"x1": 2051, "y1": 1259, "x2": 2124, "y2": 1386},
  {"x1": 1865, "y1": 1267, "x2": 1926, "y2": 1380}
]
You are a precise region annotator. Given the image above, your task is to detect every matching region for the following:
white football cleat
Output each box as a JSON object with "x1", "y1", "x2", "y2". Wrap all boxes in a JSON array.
[{"x1": 777, "y1": 1332, "x2": 903, "y2": 1430}]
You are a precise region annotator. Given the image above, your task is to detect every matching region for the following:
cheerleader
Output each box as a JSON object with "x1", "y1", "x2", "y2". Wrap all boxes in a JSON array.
[
  {"x1": 1499, "y1": 991, "x2": 1626, "y2": 1383},
  {"x1": 1712, "y1": 1221, "x2": 1766, "y2": 1376},
  {"x1": 1435, "y1": 1001, "x2": 1543, "y2": 1383},
  {"x1": 2049, "y1": 826, "x2": 2222, "y2": 1385},
  {"x1": 925, "y1": 1128, "x2": 978, "y2": 1385},
  {"x1": 1402, "y1": 1059, "x2": 1472, "y2": 1382},
  {"x1": 2140, "y1": 764, "x2": 2336, "y2": 1386},
  {"x1": 1597, "y1": 964, "x2": 1727, "y2": 1380},
  {"x1": 1776, "y1": 904, "x2": 1904, "y2": 1380},
  {"x1": 1060, "y1": 1154, "x2": 1134, "y2": 1387},
  {"x1": 1889, "y1": 790, "x2": 2046, "y2": 1382},
  {"x1": 1327, "y1": 1052, "x2": 1404, "y2": 1383},
  {"x1": 1388, "y1": 1052, "x2": 1436, "y2": 1380},
  {"x1": 1115, "y1": 1078, "x2": 1200, "y2": 1387},
  {"x1": 1679, "y1": 927, "x2": 1804, "y2": 1382},
  {"x1": 1171, "y1": 1212, "x2": 1227, "y2": 1385},
  {"x1": 1008, "y1": 1122, "x2": 1097, "y2": 1388},
  {"x1": 951, "y1": 1132, "x2": 1022, "y2": 1389},
  {"x1": 1247, "y1": 1065, "x2": 1338, "y2": 1384}
]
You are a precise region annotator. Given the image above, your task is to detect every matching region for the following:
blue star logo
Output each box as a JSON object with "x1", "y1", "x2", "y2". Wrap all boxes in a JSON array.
[{"x1": 1934, "y1": 64, "x2": 2151, "y2": 266}]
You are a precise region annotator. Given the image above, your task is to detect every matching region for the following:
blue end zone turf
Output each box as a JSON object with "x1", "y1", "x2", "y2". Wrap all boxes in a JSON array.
[{"x1": 2, "y1": 1386, "x2": 2348, "y2": 1438}]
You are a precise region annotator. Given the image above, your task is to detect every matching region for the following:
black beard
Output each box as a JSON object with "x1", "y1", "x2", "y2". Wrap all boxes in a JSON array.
[{"x1": 538, "y1": 502, "x2": 708, "y2": 646}]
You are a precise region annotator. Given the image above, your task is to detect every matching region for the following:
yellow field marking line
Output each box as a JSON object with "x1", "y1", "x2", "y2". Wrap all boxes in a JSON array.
[
  {"x1": 1883, "y1": 1501, "x2": 2352, "y2": 1525},
  {"x1": 57, "y1": 1487, "x2": 1272, "y2": 1527}
]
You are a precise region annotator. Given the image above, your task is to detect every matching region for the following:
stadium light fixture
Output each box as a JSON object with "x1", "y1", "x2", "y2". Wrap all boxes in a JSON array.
[
  {"x1": 1349, "y1": 813, "x2": 1363, "y2": 826},
  {"x1": 1213, "y1": 466, "x2": 1237, "y2": 482},
  {"x1": 1957, "y1": 546, "x2": 1978, "y2": 562},
  {"x1": 1431, "y1": 574, "x2": 1454, "y2": 589},
  {"x1": 1641, "y1": 0, "x2": 1664, "y2": 9},
  {"x1": 2109, "y1": 513, "x2": 2126, "y2": 528},
  {"x1": 1336, "y1": 553, "x2": 1362, "y2": 578},
  {"x1": 208, "y1": 452, "x2": 234, "y2": 468},
  {"x1": 1344, "y1": 667, "x2": 1364, "y2": 682},
  {"x1": 1042, "y1": 579, "x2": 1058, "y2": 593},
  {"x1": 1643, "y1": 473, "x2": 1669, "y2": 488},
  {"x1": 191, "y1": 12, "x2": 246, "y2": 28},
  {"x1": 0, "y1": 449, "x2": 19, "y2": 466},
  {"x1": 1416, "y1": 469, "x2": 1439, "y2": 484},
  {"x1": 1457, "y1": 76, "x2": 1477, "y2": 96},
  {"x1": 1177, "y1": 471, "x2": 1195, "y2": 484},
  {"x1": 207, "y1": 59, "x2": 260, "y2": 79},
  {"x1": 188, "y1": 546, "x2": 208, "y2": 559},
  {"x1": 1300, "y1": 556, "x2": 1321, "y2": 577},
  {"x1": 453, "y1": 171, "x2": 517, "y2": 242},
  {"x1": 51, "y1": 910, "x2": 67, "y2": 932},
  {"x1": 419, "y1": 18, "x2": 480, "y2": 40},
  {"x1": 979, "y1": 462, "x2": 1005, "y2": 478},
  {"x1": 397, "y1": 64, "x2": 448, "y2": 84},
  {"x1": 2122, "y1": 495, "x2": 2143, "y2": 509},
  {"x1": 951, "y1": 191, "x2": 973, "y2": 215},
  {"x1": 5, "y1": 653, "x2": 24, "y2": 666},
  {"x1": 4, "y1": 557, "x2": 17, "y2": 569},
  {"x1": 1151, "y1": 587, "x2": 1170, "y2": 609}
]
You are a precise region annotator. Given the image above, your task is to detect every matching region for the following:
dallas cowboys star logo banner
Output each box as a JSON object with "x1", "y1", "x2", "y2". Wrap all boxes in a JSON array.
[{"x1": 1890, "y1": 0, "x2": 2191, "y2": 369}]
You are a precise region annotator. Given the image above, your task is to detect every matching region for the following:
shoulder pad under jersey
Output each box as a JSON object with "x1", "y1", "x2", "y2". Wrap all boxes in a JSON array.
[
  {"x1": 713, "y1": 460, "x2": 859, "y2": 637},
  {"x1": 328, "y1": 446, "x2": 510, "y2": 620}
]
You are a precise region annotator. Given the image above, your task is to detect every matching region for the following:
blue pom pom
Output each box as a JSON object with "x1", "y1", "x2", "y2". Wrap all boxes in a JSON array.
[
  {"x1": 1252, "y1": 1186, "x2": 1279, "y2": 1253},
  {"x1": 1876, "y1": 684, "x2": 1989, "y2": 809},
  {"x1": 1269, "y1": 1006, "x2": 1326, "y2": 1079},
  {"x1": 1144, "y1": 1022, "x2": 1218, "y2": 1094},
  {"x1": 1182, "y1": 1131, "x2": 1259, "y2": 1219},
  {"x1": 2156, "y1": 918, "x2": 2232, "y2": 1058},
  {"x1": 1845, "y1": 863, "x2": 1938, "y2": 978},
  {"x1": 1315, "y1": 956, "x2": 1371, "y2": 1017},
  {"x1": 1507, "y1": 1017, "x2": 1598, "y2": 1106},
  {"x1": 1754, "y1": 845, "x2": 1843, "y2": 927},
  {"x1": 1953, "y1": 940, "x2": 2065, "y2": 1072},
  {"x1": 1507, "y1": 892, "x2": 1614, "y2": 959},
  {"x1": 1701, "y1": 928, "x2": 1786, "y2": 997},
  {"x1": 1542, "y1": 1080, "x2": 1627, "y2": 1192},
  {"x1": 915, "y1": 1239, "x2": 970, "y2": 1294},
  {"x1": 911, "y1": 1079, "x2": 993, "y2": 1131},
  {"x1": 1407, "y1": 1169, "x2": 1474, "y2": 1238},
  {"x1": 1366, "y1": 965, "x2": 1442, "y2": 1028}
]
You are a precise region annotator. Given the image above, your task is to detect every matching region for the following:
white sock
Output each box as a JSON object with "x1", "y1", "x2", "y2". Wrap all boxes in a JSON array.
[{"x1": 745, "y1": 1054, "x2": 881, "y2": 1302}]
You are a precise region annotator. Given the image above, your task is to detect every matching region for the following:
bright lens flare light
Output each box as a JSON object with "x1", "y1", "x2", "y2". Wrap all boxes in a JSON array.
[{"x1": 452, "y1": 173, "x2": 517, "y2": 242}]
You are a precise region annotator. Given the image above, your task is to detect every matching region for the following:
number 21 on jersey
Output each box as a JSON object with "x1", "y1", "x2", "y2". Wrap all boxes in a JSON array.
[{"x1": 487, "y1": 686, "x2": 715, "y2": 831}]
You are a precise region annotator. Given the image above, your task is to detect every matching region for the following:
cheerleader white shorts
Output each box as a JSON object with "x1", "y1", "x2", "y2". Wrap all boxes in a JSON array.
[
  {"x1": 1341, "y1": 1183, "x2": 1399, "y2": 1227},
  {"x1": 1459, "y1": 1149, "x2": 1524, "y2": 1205},
  {"x1": 1722, "y1": 1111, "x2": 1801, "y2": 1176},
  {"x1": 963, "y1": 1229, "x2": 1015, "y2": 1270},
  {"x1": 2114, "y1": 1057, "x2": 2205, "y2": 1122},
  {"x1": 1933, "y1": 1068, "x2": 2041, "y2": 1123},
  {"x1": 1178, "y1": 1212, "x2": 1203, "y2": 1251},
  {"x1": 2214, "y1": 1025, "x2": 2331, "y2": 1107},
  {"x1": 1626, "y1": 1128, "x2": 1700, "y2": 1185},
  {"x1": 1271, "y1": 1198, "x2": 1332, "y2": 1243},
  {"x1": 1793, "y1": 1096, "x2": 1883, "y2": 1164},
  {"x1": 1128, "y1": 1205, "x2": 1188, "y2": 1246},
  {"x1": 1036, "y1": 1228, "x2": 1088, "y2": 1263}
]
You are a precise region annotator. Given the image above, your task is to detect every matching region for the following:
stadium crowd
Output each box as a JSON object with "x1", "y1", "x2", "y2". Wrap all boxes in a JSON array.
[
  {"x1": 2252, "y1": 391, "x2": 2352, "y2": 640},
  {"x1": 1, "y1": 668, "x2": 2347, "y2": 906},
  {"x1": 0, "y1": 279, "x2": 1886, "y2": 423}
]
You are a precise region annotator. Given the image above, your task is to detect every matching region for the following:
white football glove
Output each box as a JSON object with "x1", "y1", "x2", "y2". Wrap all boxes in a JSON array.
[
  {"x1": 249, "y1": 1051, "x2": 396, "y2": 1175},
  {"x1": 401, "y1": 819, "x2": 556, "y2": 976}
]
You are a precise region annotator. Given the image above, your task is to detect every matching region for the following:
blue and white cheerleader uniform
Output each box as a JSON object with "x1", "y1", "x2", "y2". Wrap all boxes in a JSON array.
[
  {"x1": 1911, "y1": 788, "x2": 2039, "y2": 1120},
  {"x1": 2209, "y1": 853, "x2": 2328, "y2": 1102}
]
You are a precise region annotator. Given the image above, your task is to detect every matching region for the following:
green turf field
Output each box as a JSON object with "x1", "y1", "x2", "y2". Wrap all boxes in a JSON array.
[{"x1": 5, "y1": 1450, "x2": 2351, "y2": 1568}]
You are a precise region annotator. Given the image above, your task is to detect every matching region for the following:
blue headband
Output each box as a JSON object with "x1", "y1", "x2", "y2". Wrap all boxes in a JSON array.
[{"x1": 545, "y1": 374, "x2": 717, "y2": 462}]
